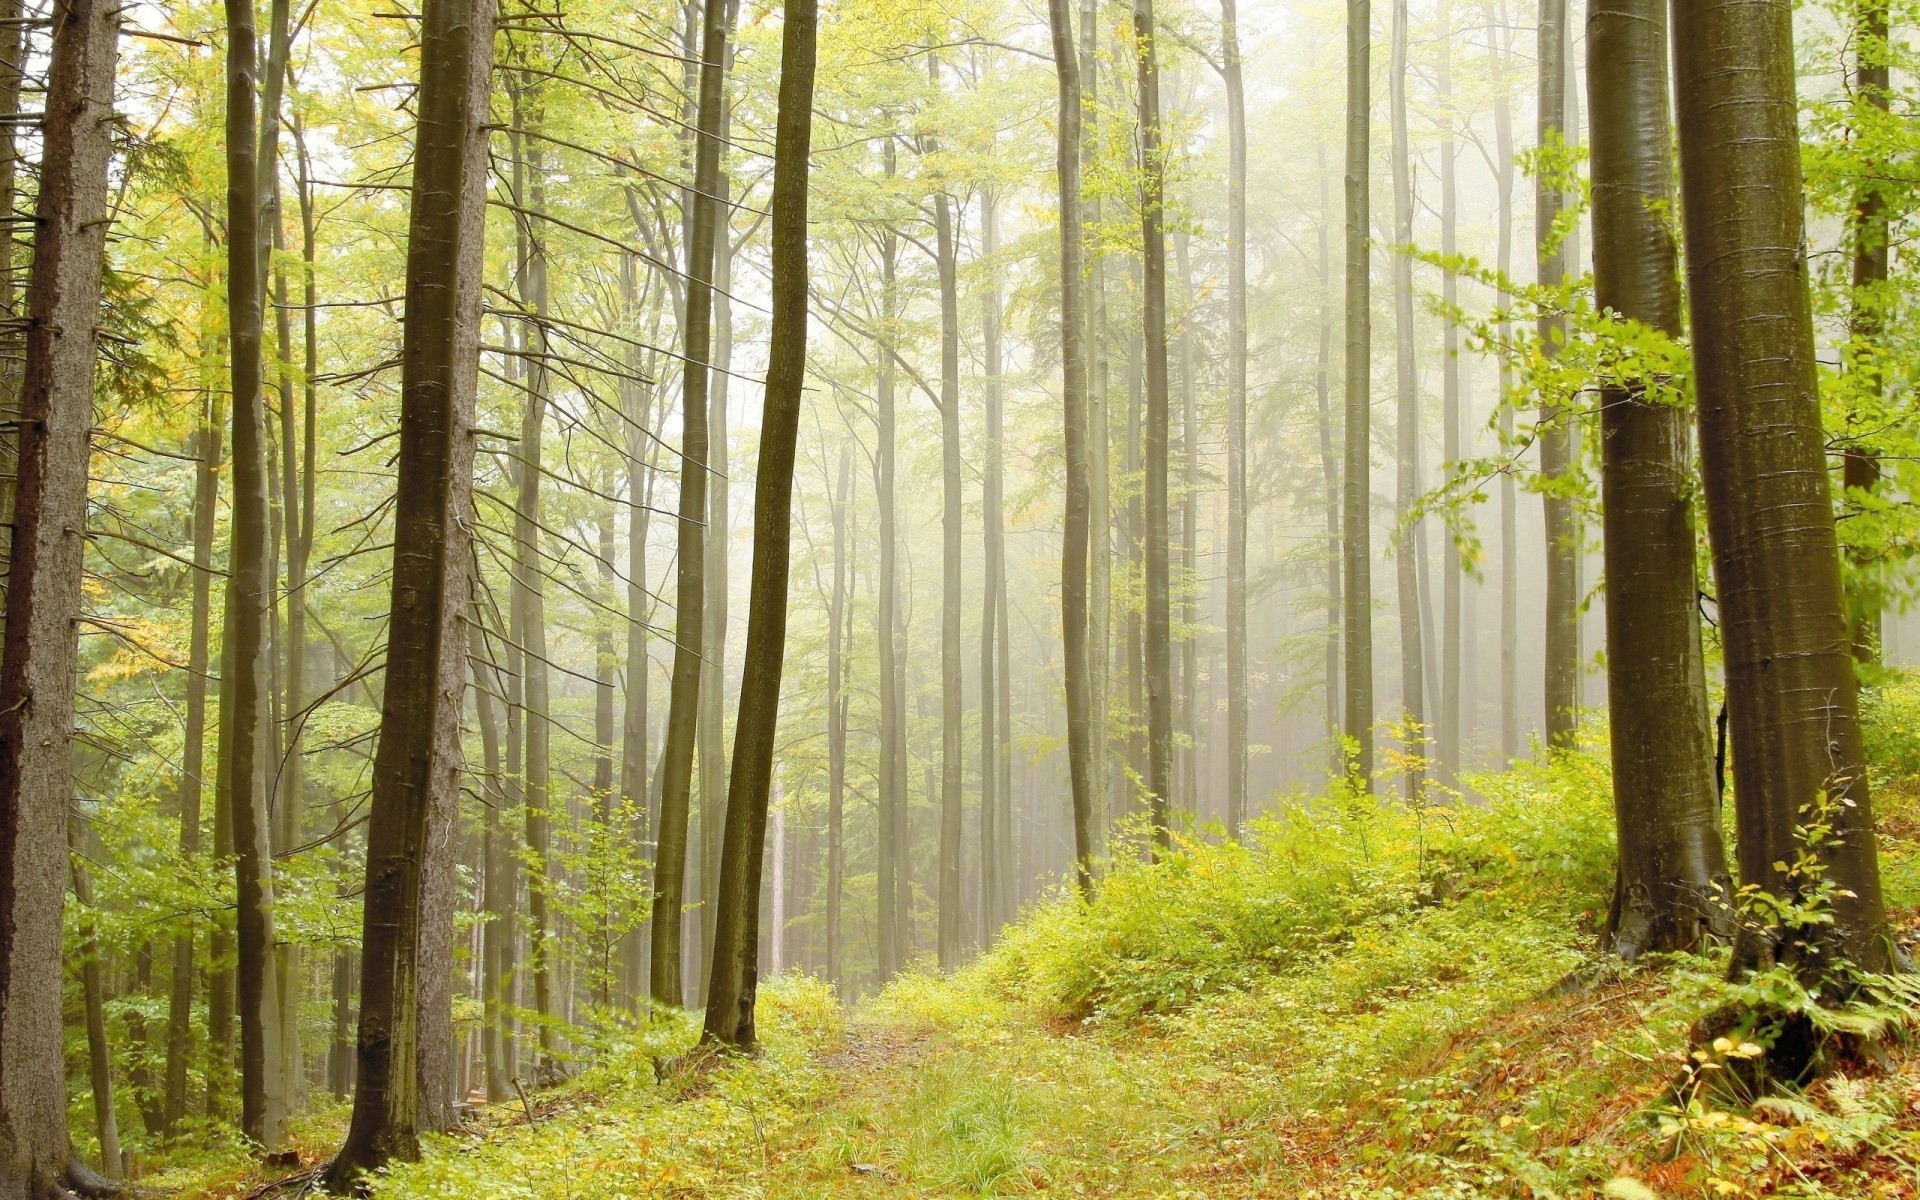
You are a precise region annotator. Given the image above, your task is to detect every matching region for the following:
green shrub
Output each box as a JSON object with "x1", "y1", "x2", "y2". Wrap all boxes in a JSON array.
[{"x1": 983, "y1": 753, "x2": 1617, "y2": 1025}]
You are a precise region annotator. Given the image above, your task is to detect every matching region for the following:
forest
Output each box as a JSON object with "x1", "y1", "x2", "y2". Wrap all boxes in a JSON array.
[{"x1": 2, "y1": 0, "x2": 1920, "y2": 1194}]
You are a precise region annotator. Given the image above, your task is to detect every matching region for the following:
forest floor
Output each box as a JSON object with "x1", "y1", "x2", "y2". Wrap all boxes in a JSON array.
[{"x1": 170, "y1": 743, "x2": 1920, "y2": 1200}]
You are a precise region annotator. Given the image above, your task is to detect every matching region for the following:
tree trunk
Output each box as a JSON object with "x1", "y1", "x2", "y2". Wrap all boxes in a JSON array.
[
  {"x1": 1389, "y1": 0, "x2": 1424, "y2": 794},
  {"x1": 72, "y1": 823, "x2": 121, "y2": 1181},
  {"x1": 652, "y1": 0, "x2": 728, "y2": 1010},
  {"x1": 875, "y1": 210, "x2": 908, "y2": 981},
  {"x1": 1134, "y1": 0, "x2": 1173, "y2": 851},
  {"x1": 1343, "y1": 0, "x2": 1374, "y2": 789},
  {"x1": 1437, "y1": 0, "x2": 1462, "y2": 788},
  {"x1": 826, "y1": 446, "x2": 849, "y2": 984},
  {"x1": 1221, "y1": 0, "x2": 1249, "y2": 835},
  {"x1": 470, "y1": 620, "x2": 510, "y2": 1098},
  {"x1": 168, "y1": 381, "x2": 223, "y2": 1130},
  {"x1": 510, "y1": 119, "x2": 557, "y2": 1055},
  {"x1": 1316, "y1": 146, "x2": 1341, "y2": 783},
  {"x1": 619, "y1": 251, "x2": 653, "y2": 1006},
  {"x1": 702, "y1": 0, "x2": 816, "y2": 1046},
  {"x1": 1844, "y1": 1, "x2": 1889, "y2": 666},
  {"x1": 1586, "y1": 0, "x2": 1727, "y2": 960},
  {"x1": 1492, "y1": 9, "x2": 1518, "y2": 764},
  {"x1": 1045, "y1": 0, "x2": 1094, "y2": 891},
  {"x1": 324, "y1": 0, "x2": 490, "y2": 1177},
  {"x1": 1079, "y1": 0, "x2": 1112, "y2": 853},
  {"x1": 934, "y1": 144, "x2": 964, "y2": 970},
  {"x1": 1537, "y1": 0, "x2": 1577, "y2": 752},
  {"x1": 1174, "y1": 230, "x2": 1198, "y2": 820},
  {"x1": 0, "y1": 0, "x2": 21, "y2": 623},
  {"x1": 980, "y1": 186, "x2": 1004, "y2": 935},
  {"x1": 1671, "y1": 0, "x2": 1889, "y2": 974},
  {"x1": 0, "y1": 1, "x2": 118, "y2": 1190}
]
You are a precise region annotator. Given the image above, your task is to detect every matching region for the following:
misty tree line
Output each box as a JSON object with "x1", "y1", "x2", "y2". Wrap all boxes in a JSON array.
[{"x1": 0, "y1": 0, "x2": 1913, "y2": 1192}]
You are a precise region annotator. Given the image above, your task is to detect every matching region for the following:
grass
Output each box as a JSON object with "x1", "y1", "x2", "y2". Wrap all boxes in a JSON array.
[{"x1": 162, "y1": 687, "x2": 1920, "y2": 1200}]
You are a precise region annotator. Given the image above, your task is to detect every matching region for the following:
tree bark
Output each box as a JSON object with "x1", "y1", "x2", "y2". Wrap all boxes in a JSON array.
[
  {"x1": 1438, "y1": 0, "x2": 1462, "y2": 787},
  {"x1": 1317, "y1": 146, "x2": 1341, "y2": 784},
  {"x1": 1221, "y1": 0, "x2": 1248, "y2": 835},
  {"x1": 1134, "y1": 0, "x2": 1173, "y2": 850},
  {"x1": 1045, "y1": 0, "x2": 1094, "y2": 892},
  {"x1": 1489, "y1": 6, "x2": 1518, "y2": 765},
  {"x1": 324, "y1": 0, "x2": 490, "y2": 1177},
  {"x1": 702, "y1": 0, "x2": 815, "y2": 1047},
  {"x1": 1079, "y1": 0, "x2": 1112, "y2": 853},
  {"x1": 1844, "y1": 0, "x2": 1889, "y2": 667},
  {"x1": 1586, "y1": 0, "x2": 1727, "y2": 959},
  {"x1": 1389, "y1": 0, "x2": 1424, "y2": 794},
  {"x1": 0, "y1": 0, "x2": 118, "y2": 1189},
  {"x1": 1343, "y1": 0, "x2": 1374, "y2": 789},
  {"x1": 874, "y1": 211, "x2": 907, "y2": 981},
  {"x1": 929, "y1": 102, "x2": 963, "y2": 967},
  {"x1": 651, "y1": 0, "x2": 728, "y2": 1010},
  {"x1": 168, "y1": 380, "x2": 223, "y2": 1130},
  {"x1": 1537, "y1": 0, "x2": 1577, "y2": 752},
  {"x1": 826, "y1": 446, "x2": 849, "y2": 982},
  {"x1": 1671, "y1": 0, "x2": 1889, "y2": 974}
]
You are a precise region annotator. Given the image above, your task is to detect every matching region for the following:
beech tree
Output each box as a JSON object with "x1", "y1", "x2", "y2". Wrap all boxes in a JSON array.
[
  {"x1": 1671, "y1": 0, "x2": 1889, "y2": 974},
  {"x1": 0, "y1": 0, "x2": 119, "y2": 1191}
]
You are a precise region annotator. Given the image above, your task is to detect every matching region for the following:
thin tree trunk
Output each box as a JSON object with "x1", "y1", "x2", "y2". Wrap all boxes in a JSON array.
[
  {"x1": 1079, "y1": 0, "x2": 1112, "y2": 852},
  {"x1": 652, "y1": 0, "x2": 728, "y2": 1010},
  {"x1": 933, "y1": 126, "x2": 964, "y2": 970},
  {"x1": 1221, "y1": 0, "x2": 1249, "y2": 835},
  {"x1": 827, "y1": 445, "x2": 849, "y2": 983},
  {"x1": 0, "y1": 1, "x2": 119, "y2": 1190},
  {"x1": 875, "y1": 210, "x2": 907, "y2": 981},
  {"x1": 168, "y1": 381, "x2": 223, "y2": 1130},
  {"x1": 1492, "y1": 5, "x2": 1518, "y2": 764},
  {"x1": 1390, "y1": 0, "x2": 1424, "y2": 795},
  {"x1": 1438, "y1": 0, "x2": 1462, "y2": 788},
  {"x1": 702, "y1": 0, "x2": 816, "y2": 1046},
  {"x1": 324, "y1": 0, "x2": 490, "y2": 1176},
  {"x1": 471, "y1": 620, "x2": 509, "y2": 1098},
  {"x1": 1174, "y1": 230, "x2": 1198, "y2": 821},
  {"x1": 1316, "y1": 146, "x2": 1341, "y2": 783},
  {"x1": 1134, "y1": 0, "x2": 1173, "y2": 851},
  {"x1": 1671, "y1": 0, "x2": 1889, "y2": 974},
  {"x1": 1844, "y1": 0, "x2": 1889, "y2": 666},
  {"x1": 1045, "y1": 0, "x2": 1094, "y2": 891},
  {"x1": 510, "y1": 121, "x2": 557, "y2": 1055},
  {"x1": 980, "y1": 185, "x2": 1005, "y2": 928},
  {"x1": 1587, "y1": 0, "x2": 1727, "y2": 960},
  {"x1": 1537, "y1": 0, "x2": 1577, "y2": 752},
  {"x1": 1343, "y1": 0, "x2": 1375, "y2": 788},
  {"x1": 72, "y1": 823, "x2": 121, "y2": 1181}
]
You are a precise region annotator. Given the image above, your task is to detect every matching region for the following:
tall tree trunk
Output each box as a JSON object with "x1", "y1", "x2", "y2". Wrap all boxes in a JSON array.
[
  {"x1": 1134, "y1": 0, "x2": 1173, "y2": 850},
  {"x1": 1221, "y1": 0, "x2": 1248, "y2": 835},
  {"x1": 619, "y1": 250, "x2": 654, "y2": 1005},
  {"x1": 324, "y1": 0, "x2": 490, "y2": 1176},
  {"x1": 1079, "y1": 0, "x2": 1112, "y2": 851},
  {"x1": 1343, "y1": 0, "x2": 1374, "y2": 789},
  {"x1": 1586, "y1": 0, "x2": 1727, "y2": 960},
  {"x1": 71, "y1": 823, "x2": 121, "y2": 1181},
  {"x1": 1389, "y1": 0, "x2": 1424, "y2": 794},
  {"x1": 224, "y1": 0, "x2": 287, "y2": 1146},
  {"x1": 1174, "y1": 230, "x2": 1198, "y2": 820},
  {"x1": 510, "y1": 122, "x2": 557, "y2": 1055},
  {"x1": 1844, "y1": 0, "x2": 1889, "y2": 666},
  {"x1": 1316, "y1": 146, "x2": 1341, "y2": 783},
  {"x1": 168, "y1": 381, "x2": 223, "y2": 1131},
  {"x1": 1671, "y1": 0, "x2": 1889, "y2": 974},
  {"x1": 652, "y1": 0, "x2": 729, "y2": 1010},
  {"x1": 980, "y1": 186, "x2": 1006, "y2": 928},
  {"x1": 702, "y1": 0, "x2": 816, "y2": 1044},
  {"x1": 471, "y1": 620, "x2": 510, "y2": 1098},
  {"x1": 1046, "y1": 0, "x2": 1094, "y2": 891},
  {"x1": 875, "y1": 212, "x2": 908, "y2": 981},
  {"x1": 698, "y1": 62, "x2": 736, "y2": 990},
  {"x1": 934, "y1": 156, "x2": 964, "y2": 970},
  {"x1": 0, "y1": 0, "x2": 21, "y2": 621},
  {"x1": 826, "y1": 446, "x2": 849, "y2": 983},
  {"x1": 0, "y1": 0, "x2": 118, "y2": 1190},
  {"x1": 1492, "y1": 7, "x2": 1518, "y2": 764},
  {"x1": 1438, "y1": 0, "x2": 1462, "y2": 788},
  {"x1": 1537, "y1": 0, "x2": 1577, "y2": 752}
]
